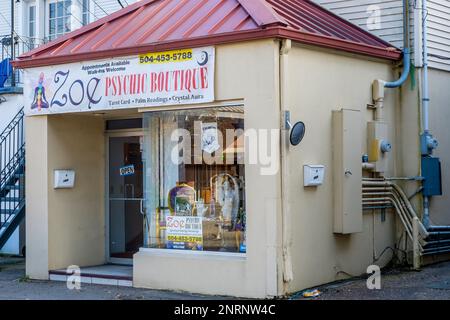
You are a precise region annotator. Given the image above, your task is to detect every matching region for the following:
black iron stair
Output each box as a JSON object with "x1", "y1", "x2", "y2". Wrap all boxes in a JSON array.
[{"x1": 0, "y1": 108, "x2": 25, "y2": 250}]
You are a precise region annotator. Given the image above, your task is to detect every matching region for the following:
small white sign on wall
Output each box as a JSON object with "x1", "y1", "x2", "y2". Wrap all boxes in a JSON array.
[
  {"x1": 54, "y1": 170, "x2": 76, "y2": 189},
  {"x1": 303, "y1": 165, "x2": 325, "y2": 187}
]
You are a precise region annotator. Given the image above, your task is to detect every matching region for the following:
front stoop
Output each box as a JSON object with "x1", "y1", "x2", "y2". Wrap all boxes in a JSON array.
[{"x1": 49, "y1": 265, "x2": 133, "y2": 287}]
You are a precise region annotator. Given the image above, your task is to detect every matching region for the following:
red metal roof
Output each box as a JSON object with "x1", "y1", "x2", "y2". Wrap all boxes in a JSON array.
[{"x1": 14, "y1": 0, "x2": 400, "y2": 68}]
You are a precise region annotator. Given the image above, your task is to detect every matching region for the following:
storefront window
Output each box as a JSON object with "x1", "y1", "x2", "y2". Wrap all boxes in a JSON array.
[{"x1": 143, "y1": 106, "x2": 246, "y2": 254}]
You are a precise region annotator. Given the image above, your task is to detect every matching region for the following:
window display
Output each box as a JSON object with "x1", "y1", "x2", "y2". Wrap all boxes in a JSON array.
[{"x1": 143, "y1": 106, "x2": 246, "y2": 253}]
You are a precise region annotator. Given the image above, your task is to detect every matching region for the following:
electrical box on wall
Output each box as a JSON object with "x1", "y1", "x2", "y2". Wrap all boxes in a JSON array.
[
  {"x1": 332, "y1": 109, "x2": 363, "y2": 234},
  {"x1": 421, "y1": 156, "x2": 442, "y2": 196},
  {"x1": 54, "y1": 170, "x2": 76, "y2": 189},
  {"x1": 367, "y1": 121, "x2": 390, "y2": 173},
  {"x1": 303, "y1": 165, "x2": 325, "y2": 186}
]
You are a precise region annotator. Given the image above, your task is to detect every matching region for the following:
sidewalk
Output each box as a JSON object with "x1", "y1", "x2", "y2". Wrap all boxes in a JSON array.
[
  {"x1": 2, "y1": 256, "x2": 450, "y2": 300},
  {"x1": 295, "y1": 261, "x2": 450, "y2": 300},
  {"x1": 0, "y1": 256, "x2": 228, "y2": 300}
]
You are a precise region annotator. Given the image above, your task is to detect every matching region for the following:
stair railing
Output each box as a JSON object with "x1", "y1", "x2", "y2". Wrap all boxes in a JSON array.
[{"x1": 0, "y1": 108, "x2": 25, "y2": 232}]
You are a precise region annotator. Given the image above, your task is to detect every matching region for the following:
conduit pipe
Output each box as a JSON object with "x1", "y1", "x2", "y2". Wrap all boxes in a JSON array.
[
  {"x1": 384, "y1": 0, "x2": 411, "y2": 89},
  {"x1": 279, "y1": 39, "x2": 294, "y2": 286},
  {"x1": 362, "y1": 180, "x2": 429, "y2": 252},
  {"x1": 363, "y1": 197, "x2": 421, "y2": 250},
  {"x1": 421, "y1": 0, "x2": 430, "y2": 134},
  {"x1": 363, "y1": 181, "x2": 426, "y2": 224},
  {"x1": 372, "y1": 49, "x2": 411, "y2": 122},
  {"x1": 384, "y1": 49, "x2": 411, "y2": 88},
  {"x1": 362, "y1": 194, "x2": 427, "y2": 244}
]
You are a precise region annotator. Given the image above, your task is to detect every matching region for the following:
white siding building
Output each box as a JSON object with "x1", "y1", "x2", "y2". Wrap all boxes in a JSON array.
[
  {"x1": 313, "y1": 0, "x2": 450, "y2": 71},
  {"x1": 427, "y1": 0, "x2": 450, "y2": 71},
  {"x1": 313, "y1": 0, "x2": 450, "y2": 238}
]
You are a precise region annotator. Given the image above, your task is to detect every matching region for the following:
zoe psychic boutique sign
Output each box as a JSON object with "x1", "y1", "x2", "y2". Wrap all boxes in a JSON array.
[{"x1": 23, "y1": 47, "x2": 215, "y2": 116}]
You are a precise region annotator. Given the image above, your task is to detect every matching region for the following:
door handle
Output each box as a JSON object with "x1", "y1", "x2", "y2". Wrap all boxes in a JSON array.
[{"x1": 125, "y1": 184, "x2": 135, "y2": 198}]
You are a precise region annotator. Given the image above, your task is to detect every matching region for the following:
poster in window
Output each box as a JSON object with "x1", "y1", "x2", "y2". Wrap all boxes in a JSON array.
[
  {"x1": 201, "y1": 122, "x2": 220, "y2": 154},
  {"x1": 166, "y1": 216, "x2": 203, "y2": 250}
]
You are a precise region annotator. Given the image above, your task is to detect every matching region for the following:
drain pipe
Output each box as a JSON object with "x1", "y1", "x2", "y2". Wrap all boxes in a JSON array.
[
  {"x1": 373, "y1": 0, "x2": 411, "y2": 95},
  {"x1": 384, "y1": 49, "x2": 411, "y2": 89},
  {"x1": 372, "y1": 47, "x2": 410, "y2": 123},
  {"x1": 372, "y1": 48, "x2": 410, "y2": 123}
]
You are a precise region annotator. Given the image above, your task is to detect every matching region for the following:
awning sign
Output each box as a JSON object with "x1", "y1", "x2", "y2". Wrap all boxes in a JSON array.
[
  {"x1": 23, "y1": 47, "x2": 215, "y2": 116},
  {"x1": 166, "y1": 216, "x2": 203, "y2": 251}
]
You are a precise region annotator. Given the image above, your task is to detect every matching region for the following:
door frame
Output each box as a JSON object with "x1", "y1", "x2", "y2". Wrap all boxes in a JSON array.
[{"x1": 105, "y1": 129, "x2": 144, "y2": 265}]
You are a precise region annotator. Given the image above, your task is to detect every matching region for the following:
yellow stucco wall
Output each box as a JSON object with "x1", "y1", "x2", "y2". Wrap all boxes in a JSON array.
[
  {"x1": 47, "y1": 115, "x2": 106, "y2": 270},
  {"x1": 25, "y1": 114, "x2": 106, "y2": 278},
  {"x1": 284, "y1": 45, "x2": 399, "y2": 293},
  {"x1": 25, "y1": 116, "x2": 49, "y2": 279}
]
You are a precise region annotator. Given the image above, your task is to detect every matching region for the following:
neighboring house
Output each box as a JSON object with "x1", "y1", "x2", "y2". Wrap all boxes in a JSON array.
[
  {"x1": 312, "y1": 0, "x2": 450, "y2": 244},
  {"x1": 0, "y1": 0, "x2": 137, "y2": 254}
]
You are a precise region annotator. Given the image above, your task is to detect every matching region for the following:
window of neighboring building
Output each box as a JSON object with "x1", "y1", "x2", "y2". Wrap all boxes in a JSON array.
[
  {"x1": 82, "y1": 0, "x2": 90, "y2": 26},
  {"x1": 48, "y1": 0, "x2": 89, "y2": 41},
  {"x1": 28, "y1": 5, "x2": 36, "y2": 48}
]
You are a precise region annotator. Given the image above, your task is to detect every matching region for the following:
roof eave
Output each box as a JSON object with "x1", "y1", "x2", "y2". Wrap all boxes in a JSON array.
[
  {"x1": 13, "y1": 27, "x2": 401, "y2": 69},
  {"x1": 278, "y1": 28, "x2": 401, "y2": 61}
]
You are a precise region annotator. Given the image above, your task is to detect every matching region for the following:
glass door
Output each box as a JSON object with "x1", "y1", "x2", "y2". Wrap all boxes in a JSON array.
[{"x1": 108, "y1": 135, "x2": 144, "y2": 263}]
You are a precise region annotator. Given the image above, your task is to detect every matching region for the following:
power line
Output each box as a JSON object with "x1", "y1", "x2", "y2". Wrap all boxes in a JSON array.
[
  {"x1": 76, "y1": 0, "x2": 100, "y2": 22},
  {"x1": 0, "y1": 10, "x2": 40, "y2": 45},
  {"x1": 92, "y1": 0, "x2": 110, "y2": 17},
  {"x1": 68, "y1": 11, "x2": 85, "y2": 29}
]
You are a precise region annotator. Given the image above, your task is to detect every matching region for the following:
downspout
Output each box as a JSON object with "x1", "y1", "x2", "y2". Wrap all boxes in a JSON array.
[
  {"x1": 280, "y1": 39, "x2": 293, "y2": 289},
  {"x1": 384, "y1": 48, "x2": 411, "y2": 89},
  {"x1": 372, "y1": 0, "x2": 411, "y2": 114},
  {"x1": 372, "y1": 47, "x2": 410, "y2": 121}
]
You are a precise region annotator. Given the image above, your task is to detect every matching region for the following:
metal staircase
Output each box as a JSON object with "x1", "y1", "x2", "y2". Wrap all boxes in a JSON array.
[{"x1": 0, "y1": 108, "x2": 25, "y2": 249}]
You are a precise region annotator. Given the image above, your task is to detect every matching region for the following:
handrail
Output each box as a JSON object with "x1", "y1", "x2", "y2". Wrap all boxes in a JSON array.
[
  {"x1": 0, "y1": 107, "x2": 25, "y2": 238},
  {"x1": 0, "y1": 108, "x2": 25, "y2": 188},
  {"x1": 0, "y1": 107, "x2": 24, "y2": 140}
]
